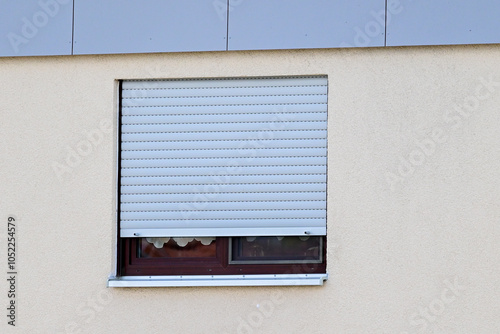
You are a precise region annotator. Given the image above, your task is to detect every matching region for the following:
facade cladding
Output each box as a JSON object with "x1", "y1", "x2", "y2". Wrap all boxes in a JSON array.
[
  {"x1": 2, "y1": 0, "x2": 500, "y2": 56},
  {"x1": 1, "y1": 1, "x2": 500, "y2": 333}
]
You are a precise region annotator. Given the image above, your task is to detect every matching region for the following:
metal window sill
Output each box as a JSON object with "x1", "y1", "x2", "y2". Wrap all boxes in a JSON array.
[{"x1": 108, "y1": 273, "x2": 328, "y2": 287}]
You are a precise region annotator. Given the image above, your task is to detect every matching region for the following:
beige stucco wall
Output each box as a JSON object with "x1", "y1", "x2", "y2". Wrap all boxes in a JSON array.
[{"x1": 1, "y1": 45, "x2": 499, "y2": 333}]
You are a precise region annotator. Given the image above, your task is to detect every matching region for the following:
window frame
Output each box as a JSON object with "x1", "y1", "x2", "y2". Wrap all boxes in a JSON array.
[
  {"x1": 119, "y1": 237, "x2": 327, "y2": 276},
  {"x1": 111, "y1": 77, "x2": 329, "y2": 287}
]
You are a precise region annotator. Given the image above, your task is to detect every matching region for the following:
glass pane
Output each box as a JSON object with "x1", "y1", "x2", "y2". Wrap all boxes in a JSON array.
[
  {"x1": 230, "y1": 236, "x2": 323, "y2": 264},
  {"x1": 138, "y1": 237, "x2": 217, "y2": 258}
]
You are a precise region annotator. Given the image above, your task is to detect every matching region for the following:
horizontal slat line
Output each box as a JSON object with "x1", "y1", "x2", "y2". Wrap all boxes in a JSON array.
[
  {"x1": 122, "y1": 147, "x2": 326, "y2": 152},
  {"x1": 122, "y1": 116, "x2": 328, "y2": 125},
  {"x1": 120, "y1": 175, "x2": 325, "y2": 180},
  {"x1": 121, "y1": 193, "x2": 325, "y2": 202},
  {"x1": 121, "y1": 159, "x2": 327, "y2": 167},
  {"x1": 121, "y1": 200, "x2": 326, "y2": 203},
  {"x1": 121, "y1": 183, "x2": 326, "y2": 188},
  {"x1": 122, "y1": 142, "x2": 326, "y2": 149},
  {"x1": 122, "y1": 123, "x2": 327, "y2": 133},
  {"x1": 121, "y1": 207, "x2": 326, "y2": 220},
  {"x1": 123, "y1": 103, "x2": 327, "y2": 108},
  {"x1": 121, "y1": 157, "x2": 322, "y2": 166},
  {"x1": 123, "y1": 108, "x2": 327, "y2": 116},
  {"x1": 121, "y1": 116, "x2": 327, "y2": 125},
  {"x1": 122, "y1": 165, "x2": 326, "y2": 168},
  {"x1": 121, "y1": 211, "x2": 326, "y2": 219},
  {"x1": 122, "y1": 112, "x2": 325, "y2": 117},
  {"x1": 122, "y1": 156, "x2": 325, "y2": 160},
  {"x1": 121, "y1": 131, "x2": 327, "y2": 141},
  {"x1": 122, "y1": 86, "x2": 327, "y2": 99},
  {"x1": 122, "y1": 103, "x2": 327, "y2": 111},
  {"x1": 121, "y1": 191, "x2": 324, "y2": 194},
  {"x1": 122, "y1": 138, "x2": 325, "y2": 142},
  {"x1": 122, "y1": 92, "x2": 327, "y2": 99},
  {"x1": 121, "y1": 201, "x2": 326, "y2": 211},
  {"x1": 122, "y1": 120, "x2": 326, "y2": 124},
  {"x1": 122, "y1": 93, "x2": 327, "y2": 100},
  {"x1": 123, "y1": 94, "x2": 326, "y2": 99},
  {"x1": 122, "y1": 182, "x2": 325, "y2": 186},
  {"x1": 122, "y1": 98, "x2": 327, "y2": 108},
  {"x1": 123, "y1": 184, "x2": 325, "y2": 193},
  {"x1": 121, "y1": 139, "x2": 326, "y2": 150},
  {"x1": 122, "y1": 135, "x2": 325, "y2": 139},
  {"x1": 123, "y1": 128, "x2": 326, "y2": 134},
  {"x1": 121, "y1": 218, "x2": 324, "y2": 221},
  {"x1": 121, "y1": 166, "x2": 326, "y2": 176},
  {"x1": 123, "y1": 85, "x2": 326, "y2": 91},
  {"x1": 122, "y1": 78, "x2": 327, "y2": 90},
  {"x1": 121, "y1": 148, "x2": 326, "y2": 153},
  {"x1": 121, "y1": 149, "x2": 327, "y2": 160},
  {"x1": 122, "y1": 111, "x2": 326, "y2": 118},
  {"x1": 124, "y1": 79, "x2": 326, "y2": 85},
  {"x1": 122, "y1": 105, "x2": 327, "y2": 112},
  {"x1": 122, "y1": 131, "x2": 325, "y2": 135},
  {"x1": 122, "y1": 111, "x2": 327, "y2": 119},
  {"x1": 122, "y1": 129, "x2": 325, "y2": 132},
  {"x1": 121, "y1": 136, "x2": 325, "y2": 143},
  {"x1": 121, "y1": 175, "x2": 326, "y2": 185},
  {"x1": 122, "y1": 121, "x2": 326, "y2": 125},
  {"x1": 122, "y1": 173, "x2": 326, "y2": 177},
  {"x1": 122, "y1": 209, "x2": 325, "y2": 212}
]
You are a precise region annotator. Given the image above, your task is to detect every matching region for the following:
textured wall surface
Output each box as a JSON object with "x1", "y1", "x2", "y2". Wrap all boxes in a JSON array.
[{"x1": 1, "y1": 46, "x2": 500, "y2": 333}]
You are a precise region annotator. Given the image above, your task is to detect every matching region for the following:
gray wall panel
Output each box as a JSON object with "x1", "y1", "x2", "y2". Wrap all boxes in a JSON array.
[
  {"x1": 227, "y1": 0, "x2": 386, "y2": 50},
  {"x1": 387, "y1": 0, "x2": 500, "y2": 46},
  {"x1": 73, "y1": 0, "x2": 227, "y2": 55},
  {"x1": 0, "y1": 0, "x2": 73, "y2": 57}
]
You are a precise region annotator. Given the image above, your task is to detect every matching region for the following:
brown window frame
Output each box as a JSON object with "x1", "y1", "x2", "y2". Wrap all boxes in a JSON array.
[{"x1": 119, "y1": 237, "x2": 326, "y2": 276}]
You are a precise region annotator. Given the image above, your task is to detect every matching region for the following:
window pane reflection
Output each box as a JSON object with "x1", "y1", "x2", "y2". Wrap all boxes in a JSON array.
[{"x1": 230, "y1": 236, "x2": 322, "y2": 264}]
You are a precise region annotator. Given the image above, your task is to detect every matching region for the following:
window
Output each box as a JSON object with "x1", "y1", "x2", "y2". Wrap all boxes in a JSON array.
[{"x1": 111, "y1": 76, "x2": 328, "y2": 287}]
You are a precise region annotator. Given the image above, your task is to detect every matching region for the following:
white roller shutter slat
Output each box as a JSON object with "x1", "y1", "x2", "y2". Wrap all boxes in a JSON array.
[
  {"x1": 121, "y1": 94, "x2": 327, "y2": 107},
  {"x1": 121, "y1": 182, "x2": 326, "y2": 194},
  {"x1": 122, "y1": 77, "x2": 327, "y2": 89},
  {"x1": 122, "y1": 85, "x2": 327, "y2": 98},
  {"x1": 122, "y1": 138, "x2": 326, "y2": 150},
  {"x1": 121, "y1": 148, "x2": 327, "y2": 159},
  {"x1": 121, "y1": 156, "x2": 327, "y2": 168},
  {"x1": 121, "y1": 200, "x2": 327, "y2": 211},
  {"x1": 121, "y1": 209, "x2": 326, "y2": 220},
  {"x1": 122, "y1": 103, "x2": 327, "y2": 116},
  {"x1": 121, "y1": 191, "x2": 325, "y2": 203},
  {"x1": 120, "y1": 76, "x2": 327, "y2": 237},
  {"x1": 121, "y1": 165, "x2": 326, "y2": 176},
  {"x1": 121, "y1": 112, "x2": 327, "y2": 124},
  {"x1": 121, "y1": 218, "x2": 325, "y2": 229},
  {"x1": 121, "y1": 121, "x2": 326, "y2": 132},
  {"x1": 121, "y1": 129, "x2": 327, "y2": 141},
  {"x1": 121, "y1": 174, "x2": 326, "y2": 185}
]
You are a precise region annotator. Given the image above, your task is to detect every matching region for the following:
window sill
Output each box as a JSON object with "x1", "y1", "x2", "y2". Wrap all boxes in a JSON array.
[{"x1": 108, "y1": 273, "x2": 328, "y2": 287}]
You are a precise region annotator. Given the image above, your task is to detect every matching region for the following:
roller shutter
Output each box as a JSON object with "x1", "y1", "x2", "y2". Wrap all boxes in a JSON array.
[{"x1": 119, "y1": 76, "x2": 328, "y2": 237}]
